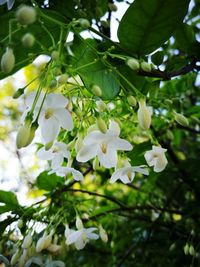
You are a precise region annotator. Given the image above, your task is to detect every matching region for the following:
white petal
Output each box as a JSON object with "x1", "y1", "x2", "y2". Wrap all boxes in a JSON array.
[
  {"x1": 46, "y1": 93, "x2": 68, "y2": 108},
  {"x1": 144, "y1": 151, "x2": 156, "y2": 167},
  {"x1": 86, "y1": 228, "x2": 99, "y2": 240},
  {"x1": 51, "y1": 154, "x2": 64, "y2": 169},
  {"x1": 54, "y1": 108, "x2": 73, "y2": 131},
  {"x1": 110, "y1": 137, "x2": 133, "y2": 151},
  {"x1": 75, "y1": 237, "x2": 86, "y2": 250},
  {"x1": 56, "y1": 142, "x2": 71, "y2": 158},
  {"x1": 66, "y1": 230, "x2": 82, "y2": 245},
  {"x1": 40, "y1": 116, "x2": 60, "y2": 143},
  {"x1": 70, "y1": 168, "x2": 84, "y2": 181},
  {"x1": 108, "y1": 120, "x2": 120, "y2": 136},
  {"x1": 37, "y1": 147, "x2": 54, "y2": 160},
  {"x1": 76, "y1": 145, "x2": 98, "y2": 162},
  {"x1": 110, "y1": 169, "x2": 123, "y2": 184},
  {"x1": 7, "y1": 0, "x2": 15, "y2": 10},
  {"x1": 83, "y1": 131, "x2": 104, "y2": 145},
  {"x1": 0, "y1": 0, "x2": 7, "y2": 5},
  {"x1": 98, "y1": 147, "x2": 118, "y2": 168},
  {"x1": 131, "y1": 166, "x2": 149, "y2": 176},
  {"x1": 154, "y1": 155, "x2": 168, "y2": 172},
  {"x1": 120, "y1": 174, "x2": 133, "y2": 184}
]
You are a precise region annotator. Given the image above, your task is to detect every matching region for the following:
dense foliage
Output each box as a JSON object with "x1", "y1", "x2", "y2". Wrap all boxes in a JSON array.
[{"x1": 0, "y1": 0, "x2": 200, "y2": 266}]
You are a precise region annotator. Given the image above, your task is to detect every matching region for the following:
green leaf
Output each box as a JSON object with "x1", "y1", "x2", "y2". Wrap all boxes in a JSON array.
[
  {"x1": 72, "y1": 38, "x2": 120, "y2": 100},
  {"x1": 128, "y1": 141, "x2": 152, "y2": 165},
  {"x1": 118, "y1": 0, "x2": 190, "y2": 55},
  {"x1": 36, "y1": 171, "x2": 63, "y2": 191},
  {"x1": 0, "y1": 190, "x2": 19, "y2": 214}
]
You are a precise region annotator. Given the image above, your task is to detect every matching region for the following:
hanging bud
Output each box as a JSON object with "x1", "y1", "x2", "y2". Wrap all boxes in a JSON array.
[
  {"x1": 13, "y1": 87, "x2": 25, "y2": 99},
  {"x1": 51, "y1": 50, "x2": 59, "y2": 61},
  {"x1": 166, "y1": 130, "x2": 174, "y2": 140},
  {"x1": 184, "y1": 243, "x2": 189, "y2": 255},
  {"x1": 11, "y1": 249, "x2": 21, "y2": 265},
  {"x1": 91, "y1": 85, "x2": 102, "y2": 97},
  {"x1": 58, "y1": 74, "x2": 68, "y2": 84},
  {"x1": 137, "y1": 99, "x2": 152, "y2": 130},
  {"x1": 22, "y1": 33, "x2": 35, "y2": 48},
  {"x1": 140, "y1": 61, "x2": 152, "y2": 72},
  {"x1": 22, "y1": 232, "x2": 32, "y2": 249},
  {"x1": 16, "y1": 122, "x2": 31, "y2": 149},
  {"x1": 108, "y1": 3, "x2": 118, "y2": 12},
  {"x1": 127, "y1": 95, "x2": 137, "y2": 107},
  {"x1": 49, "y1": 79, "x2": 57, "y2": 89},
  {"x1": 189, "y1": 245, "x2": 195, "y2": 256},
  {"x1": 164, "y1": 99, "x2": 173, "y2": 107},
  {"x1": 1, "y1": 48, "x2": 15, "y2": 73},
  {"x1": 76, "y1": 216, "x2": 84, "y2": 230},
  {"x1": 17, "y1": 219, "x2": 23, "y2": 228},
  {"x1": 96, "y1": 100, "x2": 107, "y2": 112},
  {"x1": 99, "y1": 225, "x2": 108, "y2": 243},
  {"x1": 93, "y1": 157, "x2": 100, "y2": 171},
  {"x1": 78, "y1": 18, "x2": 90, "y2": 29},
  {"x1": 97, "y1": 117, "x2": 107, "y2": 133},
  {"x1": 174, "y1": 112, "x2": 189, "y2": 127},
  {"x1": 16, "y1": 5, "x2": 36, "y2": 25},
  {"x1": 36, "y1": 231, "x2": 53, "y2": 253},
  {"x1": 126, "y1": 58, "x2": 140, "y2": 71}
]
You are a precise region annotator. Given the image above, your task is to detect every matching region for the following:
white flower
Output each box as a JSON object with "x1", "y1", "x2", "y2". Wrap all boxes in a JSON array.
[
  {"x1": 110, "y1": 163, "x2": 149, "y2": 184},
  {"x1": 144, "y1": 146, "x2": 168, "y2": 172},
  {"x1": 49, "y1": 166, "x2": 83, "y2": 181},
  {"x1": 76, "y1": 121, "x2": 133, "y2": 168},
  {"x1": 37, "y1": 141, "x2": 70, "y2": 169},
  {"x1": 66, "y1": 217, "x2": 99, "y2": 250},
  {"x1": 23, "y1": 92, "x2": 73, "y2": 143},
  {"x1": 0, "y1": 0, "x2": 15, "y2": 10}
]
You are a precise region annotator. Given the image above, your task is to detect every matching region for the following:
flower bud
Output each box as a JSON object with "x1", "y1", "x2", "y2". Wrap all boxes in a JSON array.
[
  {"x1": 97, "y1": 117, "x2": 107, "y2": 133},
  {"x1": 91, "y1": 85, "x2": 102, "y2": 97},
  {"x1": 17, "y1": 219, "x2": 23, "y2": 228},
  {"x1": 22, "y1": 232, "x2": 32, "y2": 249},
  {"x1": 164, "y1": 99, "x2": 173, "y2": 106},
  {"x1": 13, "y1": 87, "x2": 25, "y2": 99},
  {"x1": 108, "y1": 3, "x2": 118, "y2": 12},
  {"x1": 36, "y1": 231, "x2": 53, "y2": 253},
  {"x1": 11, "y1": 249, "x2": 21, "y2": 265},
  {"x1": 1, "y1": 48, "x2": 15, "y2": 73},
  {"x1": 93, "y1": 157, "x2": 99, "y2": 171},
  {"x1": 16, "y1": 5, "x2": 36, "y2": 25},
  {"x1": 99, "y1": 225, "x2": 108, "y2": 243},
  {"x1": 76, "y1": 216, "x2": 84, "y2": 230},
  {"x1": 127, "y1": 95, "x2": 137, "y2": 107},
  {"x1": 137, "y1": 100, "x2": 152, "y2": 130},
  {"x1": 140, "y1": 61, "x2": 152, "y2": 72},
  {"x1": 184, "y1": 243, "x2": 189, "y2": 255},
  {"x1": 96, "y1": 100, "x2": 107, "y2": 112},
  {"x1": 126, "y1": 58, "x2": 140, "y2": 71},
  {"x1": 174, "y1": 112, "x2": 189, "y2": 127},
  {"x1": 16, "y1": 123, "x2": 31, "y2": 149},
  {"x1": 58, "y1": 74, "x2": 68, "y2": 84},
  {"x1": 22, "y1": 33, "x2": 35, "y2": 48},
  {"x1": 189, "y1": 245, "x2": 195, "y2": 256},
  {"x1": 49, "y1": 79, "x2": 57, "y2": 89},
  {"x1": 51, "y1": 50, "x2": 59, "y2": 61},
  {"x1": 78, "y1": 18, "x2": 90, "y2": 29}
]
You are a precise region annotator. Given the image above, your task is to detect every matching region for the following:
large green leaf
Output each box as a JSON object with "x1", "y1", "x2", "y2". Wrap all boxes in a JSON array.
[
  {"x1": 0, "y1": 190, "x2": 19, "y2": 214},
  {"x1": 72, "y1": 38, "x2": 120, "y2": 100},
  {"x1": 118, "y1": 0, "x2": 190, "y2": 56},
  {"x1": 36, "y1": 171, "x2": 63, "y2": 191}
]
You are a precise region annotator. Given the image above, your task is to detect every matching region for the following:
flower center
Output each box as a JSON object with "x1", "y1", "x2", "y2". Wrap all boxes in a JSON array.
[
  {"x1": 100, "y1": 142, "x2": 107, "y2": 154},
  {"x1": 52, "y1": 147, "x2": 60, "y2": 153},
  {"x1": 45, "y1": 108, "x2": 54, "y2": 119},
  {"x1": 127, "y1": 171, "x2": 132, "y2": 181}
]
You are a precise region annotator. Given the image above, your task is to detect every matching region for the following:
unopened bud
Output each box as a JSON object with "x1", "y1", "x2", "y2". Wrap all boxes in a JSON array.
[
  {"x1": 17, "y1": 219, "x2": 23, "y2": 228},
  {"x1": 91, "y1": 85, "x2": 102, "y2": 97},
  {"x1": 140, "y1": 61, "x2": 152, "y2": 72},
  {"x1": 108, "y1": 3, "x2": 118, "y2": 12},
  {"x1": 51, "y1": 50, "x2": 59, "y2": 61},
  {"x1": 13, "y1": 87, "x2": 25, "y2": 99},
  {"x1": 189, "y1": 245, "x2": 195, "y2": 256},
  {"x1": 1, "y1": 48, "x2": 15, "y2": 73},
  {"x1": 16, "y1": 122, "x2": 31, "y2": 149},
  {"x1": 22, "y1": 33, "x2": 35, "y2": 48},
  {"x1": 36, "y1": 231, "x2": 53, "y2": 253},
  {"x1": 76, "y1": 216, "x2": 83, "y2": 230},
  {"x1": 93, "y1": 157, "x2": 99, "y2": 171},
  {"x1": 127, "y1": 95, "x2": 137, "y2": 106},
  {"x1": 166, "y1": 130, "x2": 174, "y2": 140},
  {"x1": 78, "y1": 18, "x2": 90, "y2": 29},
  {"x1": 99, "y1": 225, "x2": 108, "y2": 243},
  {"x1": 137, "y1": 99, "x2": 152, "y2": 130},
  {"x1": 22, "y1": 232, "x2": 32, "y2": 249},
  {"x1": 184, "y1": 243, "x2": 189, "y2": 255},
  {"x1": 164, "y1": 99, "x2": 173, "y2": 106},
  {"x1": 96, "y1": 100, "x2": 107, "y2": 112},
  {"x1": 67, "y1": 139, "x2": 76, "y2": 150},
  {"x1": 58, "y1": 74, "x2": 68, "y2": 84},
  {"x1": 97, "y1": 117, "x2": 107, "y2": 133},
  {"x1": 16, "y1": 5, "x2": 36, "y2": 25},
  {"x1": 174, "y1": 112, "x2": 189, "y2": 127},
  {"x1": 49, "y1": 79, "x2": 57, "y2": 89},
  {"x1": 11, "y1": 249, "x2": 21, "y2": 265},
  {"x1": 126, "y1": 58, "x2": 140, "y2": 71}
]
